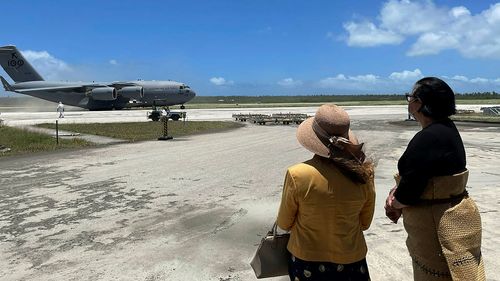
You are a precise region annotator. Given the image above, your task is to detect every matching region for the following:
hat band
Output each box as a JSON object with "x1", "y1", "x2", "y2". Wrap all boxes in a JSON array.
[
  {"x1": 312, "y1": 119, "x2": 365, "y2": 163},
  {"x1": 311, "y1": 119, "x2": 348, "y2": 147}
]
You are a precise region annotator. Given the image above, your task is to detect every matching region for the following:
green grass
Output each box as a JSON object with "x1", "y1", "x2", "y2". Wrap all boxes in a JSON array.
[
  {"x1": 0, "y1": 125, "x2": 94, "y2": 157},
  {"x1": 169, "y1": 99, "x2": 500, "y2": 109},
  {"x1": 37, "y1": 121, "x2": 245, "y2": 142},
  {"x1": 455, "y1": 99, "x2": 500, "y2": 105},
  {"x1": 173, "y1": 100, "x2": 408, "y2": 109},
  {"x1": 190, "y1": 94, "x2": 500, "y2": 105},
  {"x1": 452, "y1": 113, "x2": 500, "y2": 123}
]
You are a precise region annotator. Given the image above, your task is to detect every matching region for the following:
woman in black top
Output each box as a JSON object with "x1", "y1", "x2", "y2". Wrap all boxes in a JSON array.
[
  {"x1": 385, "y1": 77, "x2": 485, "y2": 281},
  {"x1": 395, "y1": 116, "x2": 466, "y2": 205}
]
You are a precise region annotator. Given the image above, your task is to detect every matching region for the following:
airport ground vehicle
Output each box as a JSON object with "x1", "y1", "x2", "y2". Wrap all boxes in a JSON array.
[{"x1": 147, "y1": 108, "x2": 186, "y2": 121}]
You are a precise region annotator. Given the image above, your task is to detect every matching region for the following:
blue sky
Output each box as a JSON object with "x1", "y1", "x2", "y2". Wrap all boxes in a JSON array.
[{"x1": 1, "y1": 0, "x2": 499, "y2": 96}]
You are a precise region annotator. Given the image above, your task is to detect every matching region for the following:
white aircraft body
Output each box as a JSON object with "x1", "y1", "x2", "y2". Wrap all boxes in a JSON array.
[{"x1": 0, "y1": 45, "x2": 196, "y2": 110}]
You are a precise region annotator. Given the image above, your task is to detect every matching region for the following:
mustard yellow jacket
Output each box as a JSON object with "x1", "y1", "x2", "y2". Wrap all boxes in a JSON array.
[{"x1": 277, "y1": 155, "x2": 375, "y2": 264}]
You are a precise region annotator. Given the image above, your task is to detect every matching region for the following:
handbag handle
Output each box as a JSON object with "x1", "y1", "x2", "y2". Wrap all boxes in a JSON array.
[
  {"x1": 270, "y1": 221, "x2": 289, "y2": 239},
  {"x1": 272, "y1": 222, "x2": 278, "y2": 237}
]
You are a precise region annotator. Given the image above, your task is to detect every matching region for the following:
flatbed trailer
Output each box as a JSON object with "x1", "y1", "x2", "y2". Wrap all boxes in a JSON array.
[
  {"x1": 232, "y1": 113, "x2": 268, "y2": 122},
  {"x1": 232, "y1": 112, "x2": 310, "y2": 125}
]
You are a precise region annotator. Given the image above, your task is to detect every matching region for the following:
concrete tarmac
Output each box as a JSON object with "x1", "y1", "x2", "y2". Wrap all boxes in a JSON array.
[
  {"x1": 0, "y1": 105, "x2": 499, "y2": 281},
  {"x1": 0, "y1": 104, "x2": 489, "y2": 126}
]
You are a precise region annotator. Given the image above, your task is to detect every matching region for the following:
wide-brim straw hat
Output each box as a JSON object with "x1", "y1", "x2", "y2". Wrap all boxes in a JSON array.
[{"x1": 297, "y1": 104, "x2": 364, "y2": 161}]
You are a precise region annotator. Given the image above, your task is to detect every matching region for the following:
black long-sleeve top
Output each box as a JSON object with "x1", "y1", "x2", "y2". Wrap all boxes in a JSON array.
[{"x1": 394, "y1": 118, "x2": 466, "y2": 205}]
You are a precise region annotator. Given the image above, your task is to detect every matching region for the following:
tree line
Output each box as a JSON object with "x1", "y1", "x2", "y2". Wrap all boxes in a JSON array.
[{"x1": 191, "y1": 92, "x2": 499, "y2": 104}]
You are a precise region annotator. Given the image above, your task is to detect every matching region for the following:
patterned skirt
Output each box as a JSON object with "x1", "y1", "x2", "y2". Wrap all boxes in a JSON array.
[{"x1": 288, "y1": 254, "x2": 370, "y2": 281}]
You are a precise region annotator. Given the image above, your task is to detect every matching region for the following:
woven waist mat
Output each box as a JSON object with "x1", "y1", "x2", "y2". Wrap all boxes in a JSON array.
[{"x1": 403, "y1": 197, "x2": 485, "y2": 281}]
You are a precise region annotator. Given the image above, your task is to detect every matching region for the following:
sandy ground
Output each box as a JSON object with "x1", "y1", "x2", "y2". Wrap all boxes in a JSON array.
[{"x1": 0, "y1": 105, "x2": 499, "y2": 281}]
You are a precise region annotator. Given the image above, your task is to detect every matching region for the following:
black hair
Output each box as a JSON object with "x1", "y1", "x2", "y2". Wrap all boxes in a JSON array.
[{"x1": 413, "y1": 77, "x2": 456, "y2": 119}]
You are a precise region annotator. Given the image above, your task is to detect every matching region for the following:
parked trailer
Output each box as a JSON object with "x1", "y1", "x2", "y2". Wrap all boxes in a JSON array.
[
  {"x1": 232, "y1": 114, "x2": 268, "y2": 122},
  {"x1": 232, "y1": 112, "x2": 310, "y2": 125},
  {"x1": 480, "y1": 106, "x2": 500, "y2": 116}
]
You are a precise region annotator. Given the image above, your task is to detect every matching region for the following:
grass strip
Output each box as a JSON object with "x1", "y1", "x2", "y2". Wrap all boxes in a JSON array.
[
  {"x1": 0, "y1": 125, "x2": 93, "y2": 157},
  {"x1": 37, "y1": 121, "x2": 245, "y2": 142},
  {"x1": 169, "y1": 99, "x2": 500, "y2": 109},
  {"x1": 452, "y1": 113, "x2": 500, "y2": 123}
]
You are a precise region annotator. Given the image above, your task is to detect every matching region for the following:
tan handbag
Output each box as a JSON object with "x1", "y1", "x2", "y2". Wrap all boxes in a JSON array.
[{"x1": 250, "y1": 222, "x2": 290, "y2": 278}]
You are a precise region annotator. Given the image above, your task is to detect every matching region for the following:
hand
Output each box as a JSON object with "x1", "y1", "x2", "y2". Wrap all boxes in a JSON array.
[
  {"x1": 385, "y1": 205, "x2": 402, "y2": 224},
  {"x1": 385, "y1": 187, "x2": 402, "y2": 223}
]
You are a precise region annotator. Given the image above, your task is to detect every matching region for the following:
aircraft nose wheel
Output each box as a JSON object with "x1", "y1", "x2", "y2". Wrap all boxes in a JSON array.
[{"x1": 180, "y1": 105, "x2": 185, "y2": 109}]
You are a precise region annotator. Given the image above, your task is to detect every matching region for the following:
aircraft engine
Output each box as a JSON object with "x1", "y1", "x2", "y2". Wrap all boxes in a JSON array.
[
  {"x1": 89, "y1": 87, "x2": 117, "y2": 101},
  {"x1": 117, "y1": 86, "x2": 144, "y2": 99}
]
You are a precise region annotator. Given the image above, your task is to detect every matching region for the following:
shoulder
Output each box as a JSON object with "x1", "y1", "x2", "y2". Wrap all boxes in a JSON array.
[
  {"x1": 288, "y1": 162, "x2": 316, "y2": 176},
  {"x1": 409, "y1": 126, "x2": 440, "y2": 148},
  {"x1": 412, "y1": 120, "x2": 457, "y2": 145},
  {"x1": 287, "y1": 158, "x2": 324, "y2": 179}
]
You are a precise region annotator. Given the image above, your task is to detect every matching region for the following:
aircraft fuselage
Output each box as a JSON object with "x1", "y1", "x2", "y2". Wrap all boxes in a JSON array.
[
  {"x1": 0, "y1": 45, "x2": 196, "y2": 110},
  {"x1": 10, "y1": 80, "x2": 196, "y2": 110}
]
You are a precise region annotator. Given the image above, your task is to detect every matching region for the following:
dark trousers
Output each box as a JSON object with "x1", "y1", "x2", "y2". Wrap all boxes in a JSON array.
[{"x1": 288, "y1": 254, "x2": 370, "y2": 281}]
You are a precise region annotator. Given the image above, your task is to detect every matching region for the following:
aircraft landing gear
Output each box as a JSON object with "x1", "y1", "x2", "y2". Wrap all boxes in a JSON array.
[{"x1": 180, "y1": 105, "x2": 185, "y2": 109}]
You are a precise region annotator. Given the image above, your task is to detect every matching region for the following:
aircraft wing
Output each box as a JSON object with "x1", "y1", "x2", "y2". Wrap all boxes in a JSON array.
[
  {"x1": 3, "y1": 78, "x2": 137, "y2": 94},
  {"x1": 11, "y1": 83, "x2": 110, "y2": 94}
]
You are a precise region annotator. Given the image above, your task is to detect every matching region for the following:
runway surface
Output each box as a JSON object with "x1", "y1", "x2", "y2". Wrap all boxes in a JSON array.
[
  {"x1": 0, "y1": 105, "x2": 499, "y2": 280},
  {"x1": 0, "y1": 105, "x2": 402, "y2": 126}
]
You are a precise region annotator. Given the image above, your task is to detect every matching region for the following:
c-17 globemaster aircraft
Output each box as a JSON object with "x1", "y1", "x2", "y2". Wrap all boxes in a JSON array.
[{"x1": 0, "y1": 45, "x2": 196, "y2": 110}]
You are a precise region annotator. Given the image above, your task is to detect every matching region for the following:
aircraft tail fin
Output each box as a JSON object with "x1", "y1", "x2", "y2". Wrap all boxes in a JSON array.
[
  {"x1": 0, "y1": 76, "x2": 14, "y2": 91},
  {"x1": 0, "y1": 45, "x2": 44, "y2": 82}
]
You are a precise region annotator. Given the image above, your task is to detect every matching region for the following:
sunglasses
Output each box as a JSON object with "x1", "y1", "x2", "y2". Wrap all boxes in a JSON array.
[{"x1": 405, "y1": 93, "x2": 419, "y2": 102}]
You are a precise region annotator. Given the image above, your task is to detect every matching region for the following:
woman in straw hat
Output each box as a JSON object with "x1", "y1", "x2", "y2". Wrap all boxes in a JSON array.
[
  {"x1": 277, "y1": 104, "x2": 375, "y2": 281},
  {"x1": 385, "y1": 77, "x2": 485, "y2": 281}
]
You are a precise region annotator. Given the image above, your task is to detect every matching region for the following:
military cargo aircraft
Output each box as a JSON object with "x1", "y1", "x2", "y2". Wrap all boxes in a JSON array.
[{"x1": 0, "y1": 45, "x2": 196, "y2": 110}]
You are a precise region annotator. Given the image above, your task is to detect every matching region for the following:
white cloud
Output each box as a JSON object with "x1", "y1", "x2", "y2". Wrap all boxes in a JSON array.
[
  {"x1": 209, "y1": 77, "x2": 234, "y2": 86},
  {"x1": 342, "y1": 1, "x2": 500, "y2": 59},
  {"x1": 389, "y1": 68, "x2": 423, "y2": 81},
  {"x1": 450, "y1": 6, "x2": 471, "y2": 18},
  {"x1": 470, "y1": 77, "x2": 489, "y2": 83},
  {"x1": 318, "y1": 74, "x2": 347, "y2": 87},
  {"x1": 318, "y1": 73, "x2": 383, "y2": 89},
  {"x1": 447, "y1": 75, "x2": 499, "y2": 84},
  {"x1": 349, "y1": 74, "x2": 379, "y2": 83},
  {"x1": 21, "y1": 50, "x2": 71, "y2": 81},
  {"x1": 278, "y1": 78, "x2": 303, "y2": 87},
  {"x1": 407, "y1": 32, "x2": 460, "y2": 56},
  {"x1": 343, "y1": 21, "x2": 403, "y2": 46},
  {"x1": 451, "y1": 75, "x2": 469, "y2": 82},
  {"x1": 109, "y1": 59, "x2": 118, "y2": 65},
  {"x1": 316, "y1": 70, "x2": 499, "y2": 93},
  {"x1": 379, "y1": 0, "x2": 445, "y2": 35},
  {"x1": 485, "y1": 3, "x2": 500, "y2": 24}
]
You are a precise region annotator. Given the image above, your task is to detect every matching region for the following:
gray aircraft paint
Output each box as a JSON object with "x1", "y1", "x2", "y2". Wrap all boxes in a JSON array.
[{"x1": 0, "y1": 45, "x2": 196, "y2": 110}]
